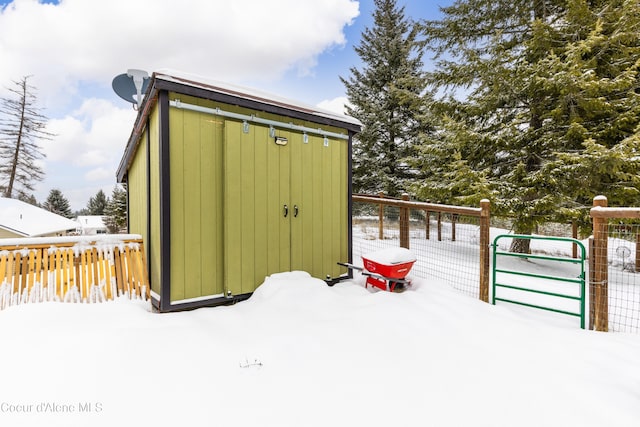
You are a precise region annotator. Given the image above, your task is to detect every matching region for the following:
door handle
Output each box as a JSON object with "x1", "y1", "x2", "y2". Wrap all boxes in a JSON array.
[
  {"x1": 283, "y1": 204, "x2": 288, "y2": 217},
  {"x1": 294, "y1": 205, "x2": 299, "y2": 217}
]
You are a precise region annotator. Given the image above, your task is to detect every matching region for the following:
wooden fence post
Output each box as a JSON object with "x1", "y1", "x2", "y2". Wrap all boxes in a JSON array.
[
  {"x1": 572, "y1": 220, "x2": 578, "y2": 259},
  {"x1": 479, "y1": 199, "x2": 490, "y2": 303},
  {"x1": 400, "y1": 193, "x2": 410, "y2": 249},
  {"x1": 635, "y1": 231, "x2": 640, "y2": 273},
  {"x1": 378, "y1": 191, "x2": 385, "y2": 240},
  {"x1": 452, "y1": 214, "x2": 458, "y2": 242},
  {"x1": 592, "y1": 195, "x2": 608, "y2": 332},
  {"x1": 425, "y1": 210, "x2": 430, "y2": 240},
  {"x1": 588, "y1": 237, "x2": 595, "y2": 330}
]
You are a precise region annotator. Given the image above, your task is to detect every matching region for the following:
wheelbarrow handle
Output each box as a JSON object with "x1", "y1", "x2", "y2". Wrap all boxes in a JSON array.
[{"x1": 337, "y1": 262, "x2": 364, "y2": 272}]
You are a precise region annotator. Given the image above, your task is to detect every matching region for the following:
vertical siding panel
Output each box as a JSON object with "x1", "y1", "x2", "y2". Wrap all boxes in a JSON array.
[
  {"x1": 290, "y1": 132, "x2": 303, "y2": 271},
  {"x1": 311, "y1": 135, "x2": 324, "y2": 275},
  {"x1": 224, "y1": 120, "x2": 243, "y2": 295},
  {"x1": 322, "y1": 138, "x2": 333, "y2": 278},
  {"x1": 169, "y1": 108, "x2": 185, "y2": 302},
  {"x1": 214, "y1": 119, "x2": 225, "y2": 294},
  {"x1": 199, "y1": 113, "x2": 220, "y2": 297},
  {"x1": 266, "y1": 128, "x2": 281, "y2": 275},
  {"x1": 253, "y1": 125, "x2": 269, "y2": 289},
  {"x1": 240, "y1": 123, "x2": 256, "y2": 294},
  {"x1": 149, "y1": 108, "x2": 162, "y2": 297},
  {"x1": 278, "y1": 131, "x2": 291, "y2": 273},
  {"x1": 331, "y1": 139, "x2": 344, "y2": 277},
  {"x1": 183, "y1": 109, "x2": 202, "y2": 299},
  {"x1": 131, "y1": 131, "x2": 148, "y2": 295},
  {"x1": 341, "y1": 138, "x2": 349, "y2": 274},
  {"x1": 300, "y1": 134, "x2": 314, "y2": 274},
  {"x1": 128, "y1": 131, "x2": 148, "y2": 275}
]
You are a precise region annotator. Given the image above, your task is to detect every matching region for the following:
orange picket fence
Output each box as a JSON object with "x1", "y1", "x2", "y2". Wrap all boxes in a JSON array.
[{"x1": 0, "y1": 234, "x2": 149, "y2": 310}]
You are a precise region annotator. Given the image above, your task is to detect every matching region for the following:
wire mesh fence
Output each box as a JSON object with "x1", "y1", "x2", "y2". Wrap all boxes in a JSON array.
[
  {"x1": 353, "y1": 194, "x2": 640, "y2": 333},
  {"x1": 352, "y1": 196, "x2": 487, "y2": 300},
  {"x1": 590, "y1": 202, "x2": 640, "y2": 333}
]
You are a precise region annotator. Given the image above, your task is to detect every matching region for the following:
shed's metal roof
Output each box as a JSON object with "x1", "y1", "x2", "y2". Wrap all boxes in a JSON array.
[
  {"x1": 155, "y1": 69, "x2": 362, "y2": 127},
  {"x1": 117, "y1": 70, "x2": 361, "y2": 182}
]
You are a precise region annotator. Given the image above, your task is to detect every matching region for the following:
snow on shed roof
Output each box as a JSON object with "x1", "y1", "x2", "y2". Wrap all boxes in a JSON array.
[
  {"x1": 0, "y1": 197, "x2": 79, "y2": 237},
  {"x1": 118, "y1": 69, "x2": 361, "y2": 182},
  {"x1": 153, "y1": 69, "x2": 362, "y2": 128}
]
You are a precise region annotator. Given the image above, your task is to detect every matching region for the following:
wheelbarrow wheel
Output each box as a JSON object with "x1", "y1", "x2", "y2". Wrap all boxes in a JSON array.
[{"x1": 390, "y1": 281, "x2": 405, "y2": 292}]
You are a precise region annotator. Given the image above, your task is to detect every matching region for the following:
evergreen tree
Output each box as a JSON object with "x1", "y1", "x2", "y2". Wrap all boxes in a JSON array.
[
  {"x1": 0, "y1": 76, "x2": 54, "y2": 199},
  {"x1": 86, "y1": 189, "x2": 108, "y2": 215},
  {"x1": 104, "y1": 185, "x2": 127, "y2": 233},
  {"x1": 43, "y1": 188, "x2": 73, "y2": 219},
  {"x1": 417, "y1": 0, "x2": 640, "y2": 251},
  {"x1": 17, "y1": 193, "x2": 39, "y2": 207},
  {"x1": 537, "y1": 1, "x2": 640, "y2": 210},
  {"x1": 341, "y1": 0, "x2": 433, "y2": 197}
]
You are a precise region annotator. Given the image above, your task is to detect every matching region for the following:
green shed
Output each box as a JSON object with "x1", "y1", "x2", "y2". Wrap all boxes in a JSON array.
[{"x1": 116, "y1": 71, "x2": 361, "y2": 312}]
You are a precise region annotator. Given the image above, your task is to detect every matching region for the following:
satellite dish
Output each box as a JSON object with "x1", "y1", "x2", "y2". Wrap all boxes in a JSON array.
[{"x1": 112, "y1": 69, "x2": 150, "y2": 109}]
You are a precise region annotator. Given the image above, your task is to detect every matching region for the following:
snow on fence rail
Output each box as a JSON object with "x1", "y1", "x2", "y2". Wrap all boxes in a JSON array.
[{"x1": 0, "y1": 234, "x2": 149, "y2": 310}]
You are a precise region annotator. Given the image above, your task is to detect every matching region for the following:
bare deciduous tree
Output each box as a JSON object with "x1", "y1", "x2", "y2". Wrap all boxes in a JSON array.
[{"x1": 0, "y1": 75, "x2": 54, "y2": 198}]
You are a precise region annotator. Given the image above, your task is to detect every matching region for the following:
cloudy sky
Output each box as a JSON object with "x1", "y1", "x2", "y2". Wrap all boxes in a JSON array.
[{"x1": 0, "y1": 0, "x2": 448, "y2": 211}]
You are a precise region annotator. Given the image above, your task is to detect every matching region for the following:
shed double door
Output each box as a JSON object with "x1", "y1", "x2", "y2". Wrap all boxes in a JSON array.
[{"x1": 223, "y1": 120, "x2": 348, "y2": 295}]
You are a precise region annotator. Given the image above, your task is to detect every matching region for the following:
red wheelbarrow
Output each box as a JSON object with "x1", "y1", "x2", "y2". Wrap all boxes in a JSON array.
[{"x1": 335, "y1": 247, "x2": 416, "y2": 292}]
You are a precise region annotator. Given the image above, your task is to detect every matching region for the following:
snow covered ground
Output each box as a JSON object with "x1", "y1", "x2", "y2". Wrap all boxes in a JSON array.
[
  {"x1": 1, "y1": 264, "x2": 639, "y2": 426},
  {"x1": 354, "y1": 220, "x2": 640, "y2": 332}
]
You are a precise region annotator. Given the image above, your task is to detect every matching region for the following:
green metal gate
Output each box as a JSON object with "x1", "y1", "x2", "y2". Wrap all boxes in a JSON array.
[{"x1": 491, "y1": 234, "x2": 587, "y2": 329}]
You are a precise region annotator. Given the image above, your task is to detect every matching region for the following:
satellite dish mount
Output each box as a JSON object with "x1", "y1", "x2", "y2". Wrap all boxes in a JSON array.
[
  {"x1": 112, "y1": 69, "x2": 150, "y2": 110},
  {"x1": 128, "y1": 69, "x2": 148, "y2": 108}
]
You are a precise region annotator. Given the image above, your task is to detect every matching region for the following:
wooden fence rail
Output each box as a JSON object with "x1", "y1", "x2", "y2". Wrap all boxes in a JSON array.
[
  {"x1": 588, "y1": 195, "x2": 640, "y2": 332},
  {"x1": 352, "y1": 193, "x2": 491, "y2": 302},
  {"x1": 0, "y1": 234, "x2": 149, "y2": 310}
]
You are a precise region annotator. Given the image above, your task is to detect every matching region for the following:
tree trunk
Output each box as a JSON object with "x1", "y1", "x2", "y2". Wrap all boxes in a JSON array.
[
  {"x1": 509, "y1": 237, "x2": 532, "y2": 254},
  {"x1": 5, "y1": 79, "x2": 28, "y2": 198},
  {"x1": 509, "y1": 224, "x2": 533, "y2": 254}
]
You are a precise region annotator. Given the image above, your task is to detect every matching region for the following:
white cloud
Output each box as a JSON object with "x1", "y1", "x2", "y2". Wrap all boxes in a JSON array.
[
  {"x1": 37, "y1": 99, "x2": 135, "y2": 209},
  {"x1": 84, "y1": 167, "x2": 113, "y2": 182},
  {"x1": 0, "y1": 0, "x2": 360, "y2": 210},
  {"x1": 0, "y1": 0, "x2": 359, "y2": 108},
  {"x1": 44, "y1": 98, "x2": 136, "y2": 167}
]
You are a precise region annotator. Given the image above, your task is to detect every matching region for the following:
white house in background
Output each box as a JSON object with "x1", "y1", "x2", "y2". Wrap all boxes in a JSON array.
[
  {"x1": 0, "y1": 197, "x2": 79, "y2": 239},
  {"x1": 75, "y1": 215, "x2": 107, "y2": 235}
]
